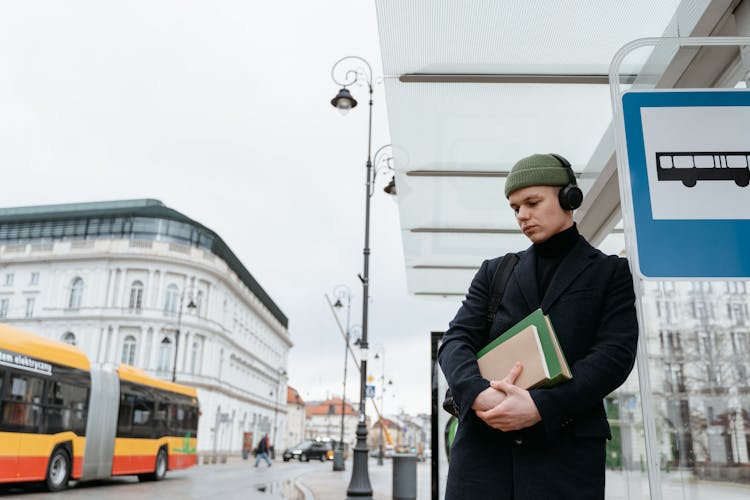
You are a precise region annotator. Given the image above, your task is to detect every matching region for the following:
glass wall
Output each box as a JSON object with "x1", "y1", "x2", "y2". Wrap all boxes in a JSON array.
[
  {"x1": 0, "y1": 216, "x2": 215, "y2": 251},
  {"x1": 603, "y1": 276, "x2": 750, "y2": 499}
]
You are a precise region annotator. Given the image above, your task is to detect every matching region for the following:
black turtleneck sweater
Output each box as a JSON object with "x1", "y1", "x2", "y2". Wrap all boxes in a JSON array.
[{"x1": 535, "y1": 223, "x2": 580, "y2": 299}]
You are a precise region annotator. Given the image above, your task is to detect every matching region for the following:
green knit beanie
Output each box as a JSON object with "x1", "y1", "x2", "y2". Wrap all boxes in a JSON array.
[{"x1": 504, "y1": 153, "x2": 571, "y2": 198}]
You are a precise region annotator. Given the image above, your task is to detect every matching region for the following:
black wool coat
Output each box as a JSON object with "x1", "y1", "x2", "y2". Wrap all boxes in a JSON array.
[{"x1": 438, "y1": 236, "x2": 638, "y2": 500}]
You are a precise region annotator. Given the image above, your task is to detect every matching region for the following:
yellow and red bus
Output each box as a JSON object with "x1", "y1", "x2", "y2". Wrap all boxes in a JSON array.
[{"x1": 0, "y1": 324, "x2": 199, "y2": 491}]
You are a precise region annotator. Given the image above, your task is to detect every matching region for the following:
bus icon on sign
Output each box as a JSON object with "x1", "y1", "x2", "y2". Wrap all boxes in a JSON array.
[{"x1": 656, "y1": 152, "x2": 750, "y2": 188}]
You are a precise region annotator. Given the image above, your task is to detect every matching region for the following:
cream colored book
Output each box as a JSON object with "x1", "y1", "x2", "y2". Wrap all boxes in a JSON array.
[{"x1": 476, "y1": 309, "x2": 572, "y2": 389}]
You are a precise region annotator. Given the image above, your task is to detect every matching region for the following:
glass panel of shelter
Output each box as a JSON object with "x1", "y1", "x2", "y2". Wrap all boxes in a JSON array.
[{"x1": 604, "y1": 277, "x2": 750, "y2": 498}]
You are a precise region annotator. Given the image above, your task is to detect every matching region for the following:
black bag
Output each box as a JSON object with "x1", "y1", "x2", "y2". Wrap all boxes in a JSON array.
[{"x1": 442, "y1": 253, "x2": 519, "y2": 418}]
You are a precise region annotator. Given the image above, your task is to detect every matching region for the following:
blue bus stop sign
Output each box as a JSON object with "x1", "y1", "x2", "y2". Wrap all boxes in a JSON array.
[
  {"x1": 621, "y1": 89, "x2": 750, "y2": 278},
  {"x1": 366, "y1": 384, "x2": 376, "y2": 399}
]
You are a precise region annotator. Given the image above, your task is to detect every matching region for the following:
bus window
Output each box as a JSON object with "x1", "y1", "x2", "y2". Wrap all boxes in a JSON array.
[
  {"x1": 117, "y1": 392, "x2": 135, "y2": 435},
  {"x1": 171, "y1": 404, "x2": 189, "y2": 435},
  {"x1": 674, "y1": 156, "x2": 693, "y2": 168},
  {"x1": 658, "y1": 155, "x2": 673, "y2": 169},
  {"x1": 131, "y1": 395, "x2": 155, "y2": 438},
  {"x1": 0, "y1": 367, "x2": 5, "y2": 425},
  {"x1": 44, "y1": 380, "x2": 88, "y2": 434},
  {"x1": 1, "y1": 373, "x2": 44, "y2": 430},
  {"x1": 186, "y1": 407, "x2": 199, "y2": 434},
  {"x1": 726, "y1": 155, "x2": 749, "y2": 168},
  {"x1": 694, "y1": 155, "x2": 713, "y2": 168},
  {"x1": 153, "y1": 401, "x2": 167, "y2": 436}
]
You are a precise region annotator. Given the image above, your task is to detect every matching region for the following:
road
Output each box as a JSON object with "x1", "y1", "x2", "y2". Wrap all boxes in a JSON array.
[{"x1": 0, "y1": 458, "x2": 324, "y2": 500}]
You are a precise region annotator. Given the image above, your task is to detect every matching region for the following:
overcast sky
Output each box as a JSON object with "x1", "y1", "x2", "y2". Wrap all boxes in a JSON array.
[{"x1": 0, "y1": 1, "x2": 461, "y2": 415}]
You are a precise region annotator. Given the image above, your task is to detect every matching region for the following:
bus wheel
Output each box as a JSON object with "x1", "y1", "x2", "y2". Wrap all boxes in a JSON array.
[
  {"x1": 139, "y1": 448, "x2": 168, "y2": 482},
  {"x1": 154, "y1": 448, "x2": 168, "y2": 480},
  {"x1": 682, "y1": 177, "x2": 697, "y2": 188},
  {"x1": 45, "y1": 447, "x2": 71, "y2": 492}
]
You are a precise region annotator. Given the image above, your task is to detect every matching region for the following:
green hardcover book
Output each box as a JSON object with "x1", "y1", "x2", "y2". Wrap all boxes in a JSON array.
[{"x1": 476, "y1": 309, "x2": 572, "y2": 389}]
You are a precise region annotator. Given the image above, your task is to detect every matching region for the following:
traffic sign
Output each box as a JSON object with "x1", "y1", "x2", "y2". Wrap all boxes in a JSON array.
[
  {"x1": 366, "y1": 384, "x2": 376, "y2": 398},
  {"x1": 620, "y1": 89, "x2": 750, "y2": 277}
]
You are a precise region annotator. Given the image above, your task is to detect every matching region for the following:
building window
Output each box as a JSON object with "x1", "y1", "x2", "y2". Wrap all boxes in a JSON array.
[
  {"x1": 693, "y1": 301, "x2": 707, "y2": 320},
  {"x1": 122, "y1": 335, "x2": 137, "y2": 365},
  {"x1": 665, "y1": 301, "x2": 678, "y2": 324},
  {"x1": 62, "y1": 332, "x2": 76, "y2": 345},
  {"x1": 29, "y1": 272, "x2": 39, "y2": 286},
  {"x1": 732, "y1": 331, "x2": 749, "y2": 354},
  {"x1": 738, "y1": 364, "x2": 748, "y2": 382},
  {"x1": 25, "y1": 297, "x2": 34, "y2": 318},
  {"x1": 4, "y1": 273, "x2": 13, "y2": 286},
  {"x1": 0, "y1": 298, "x2": 8, "y2": 319},
  {"x1": 129, "y1": 281, "x2": 144, "y2": 312},
  {"x1": 68, "y1": 277, "x2": 83, "y2": 309},
  {"x1": 164, "y1": 284, "x2": 179, "y2": 315},
  {"x1": 158, "y1": 337, "x2": 173, "y2": 373},
  {"x1": 190, "y1": 340, "x2": 201, "y2": 374},
  {"x1": 729, "y1": 303, "x2": 747, "y2": 326},
  {"x1": 195, "y1": 290, "x2": 204, "y2": 317}
]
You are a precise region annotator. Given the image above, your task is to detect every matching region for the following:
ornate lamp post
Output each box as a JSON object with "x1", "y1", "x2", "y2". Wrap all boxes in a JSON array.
[
  {"x1": 172, "y1": 288, "x2": 196, "y2": 383},
  {"x1": 330, "y1": 55, "x2": 381, "y2": 499},
  {"x1": 333, "y1": 284, "x2": 353, "y2": 471}
]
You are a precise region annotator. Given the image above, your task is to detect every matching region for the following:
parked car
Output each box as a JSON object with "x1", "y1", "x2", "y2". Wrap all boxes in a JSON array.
[{"x1": 282, "y1": 440, "x2": 331, "y2": 462}]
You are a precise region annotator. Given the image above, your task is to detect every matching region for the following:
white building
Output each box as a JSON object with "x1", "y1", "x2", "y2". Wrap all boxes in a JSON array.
[
  {"x1": 0, "y1": 199, "x2": 291, "y2": 455},
  {"x1": 305, "y1": 397, "x2": 360, "y2": 446}
]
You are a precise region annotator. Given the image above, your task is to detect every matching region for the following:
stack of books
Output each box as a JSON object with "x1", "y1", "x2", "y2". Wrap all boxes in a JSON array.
[{"x1": 476, "y1": 308, "x2": 572, "y2": 389}]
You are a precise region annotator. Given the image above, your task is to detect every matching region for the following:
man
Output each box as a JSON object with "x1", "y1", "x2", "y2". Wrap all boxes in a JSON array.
[
  {"x1": 254, "y1": 433, "x2": 272, "y2": 467},
  {"x1": 438, "y1": 153, "x2": 638, "y2": 499}
]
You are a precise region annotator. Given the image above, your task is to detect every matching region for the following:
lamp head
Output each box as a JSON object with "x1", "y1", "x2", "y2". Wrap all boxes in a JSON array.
[
  {"x1": 383, "y1": 175, "x2": 397, "y2": 195},
  {"x1": 331, "y1": 87, "x2": 357, "y2": 115}
]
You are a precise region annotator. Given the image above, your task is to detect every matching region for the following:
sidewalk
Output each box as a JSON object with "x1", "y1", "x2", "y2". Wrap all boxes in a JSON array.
[{"x1": 298, "y1": 457, "x2": 430, "y2": 500}]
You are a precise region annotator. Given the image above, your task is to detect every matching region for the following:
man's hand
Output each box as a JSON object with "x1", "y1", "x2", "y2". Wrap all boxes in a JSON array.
[
  {"x1": 475, "y1": 379, "x2": 542, "y2": 431},
  {"x1": 471, "y1": 362, "x2": 522, "y2": 412}
]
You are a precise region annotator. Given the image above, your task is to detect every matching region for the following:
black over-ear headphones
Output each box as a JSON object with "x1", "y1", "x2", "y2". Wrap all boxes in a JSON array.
[{"x1": 549, "y1": 153, "x2": 582, "y2": 211}]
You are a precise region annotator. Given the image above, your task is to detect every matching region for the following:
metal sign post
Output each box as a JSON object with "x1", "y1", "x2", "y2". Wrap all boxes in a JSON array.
[{"x1": 610, "y1": 36, "x2": 750, "y2": 500}]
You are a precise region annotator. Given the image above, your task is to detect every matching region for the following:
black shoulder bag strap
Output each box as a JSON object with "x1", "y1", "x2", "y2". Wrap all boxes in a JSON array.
[
  {"x1": 485, "y1": 252, "x2": 520, "y2": 325},
  {"x1": 443, "y1": 252, "x2": 520, "y2": 418}
]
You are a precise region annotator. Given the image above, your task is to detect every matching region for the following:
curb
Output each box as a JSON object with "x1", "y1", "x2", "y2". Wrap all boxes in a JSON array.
[{"x1": 294, "y1": 477, "x2": 315, "y2": 500}]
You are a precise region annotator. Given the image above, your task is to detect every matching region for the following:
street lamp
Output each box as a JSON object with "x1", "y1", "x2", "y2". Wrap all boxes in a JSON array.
[
  {"x1": 172, "y1": 288, "x2": 196, "y2": 383},
  {"x1": 372, "y1": 145, "x2": 395, "y2": 197},
  {"x1": 330, "y1": 55, "x2": 380, "y2": 499},
  {"x1": 373, "y1": 349, "x2": 392, "y2": 466},
  {"x1": 272, "y1": 368, "x2": 287, "y2": 459},
  {"x1": 333, "y1": 285, "x2": 353, "y2": 471}
]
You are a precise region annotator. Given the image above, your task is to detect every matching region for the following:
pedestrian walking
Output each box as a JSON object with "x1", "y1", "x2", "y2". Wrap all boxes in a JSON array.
[
  {"x1": 254, "y1": 434, "x2": 272, "y2": 467},
  {"x1": 439, "y1": 153, "x2": 639, "y2": 499}
]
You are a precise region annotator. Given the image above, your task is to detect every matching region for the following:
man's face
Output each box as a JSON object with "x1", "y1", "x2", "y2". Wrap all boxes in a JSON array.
[{"x1": 508, "y1": 185, "x2": 574, "y2": 244}]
